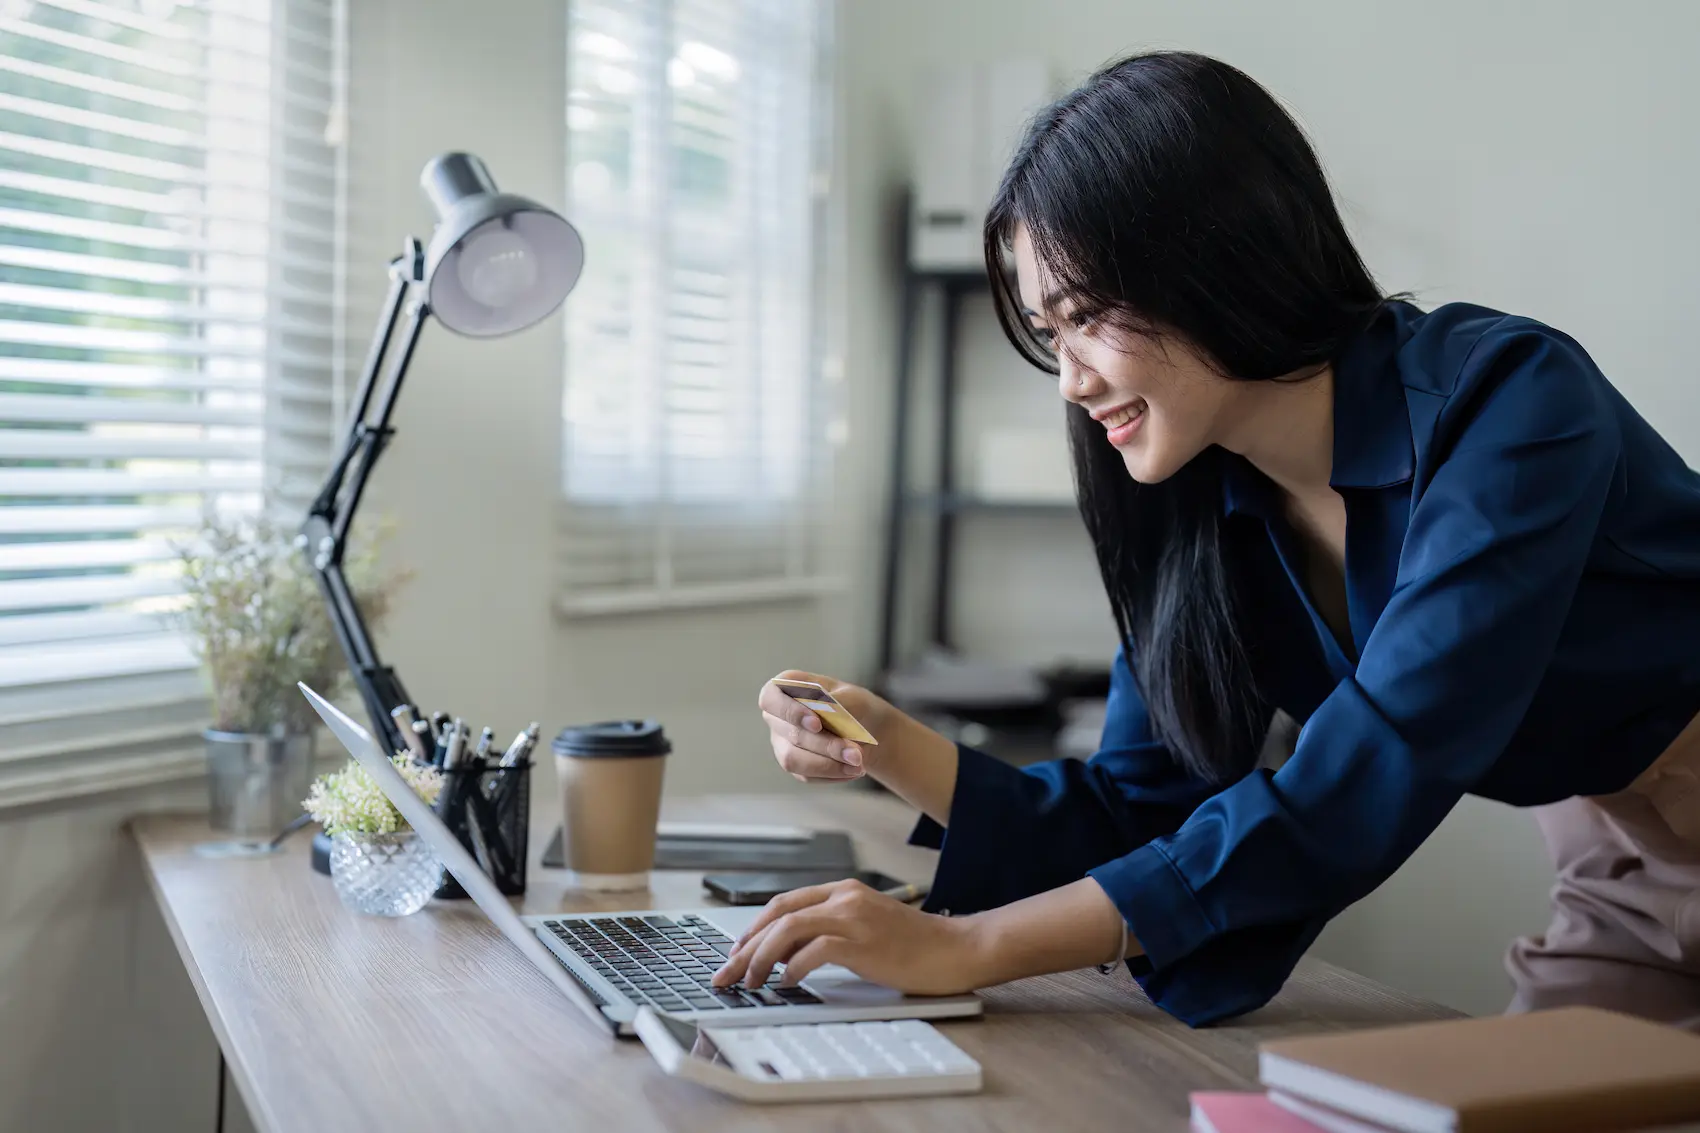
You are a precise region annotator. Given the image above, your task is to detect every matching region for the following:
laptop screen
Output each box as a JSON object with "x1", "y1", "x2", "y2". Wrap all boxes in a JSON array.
[{"x1": 298, "y1": 682, "x2": 613, "y2": 1034}]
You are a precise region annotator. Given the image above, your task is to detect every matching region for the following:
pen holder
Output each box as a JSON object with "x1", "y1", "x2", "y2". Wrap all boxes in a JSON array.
[{"x1": 431, "y1": 762, "x2": 531, "y2": 899}]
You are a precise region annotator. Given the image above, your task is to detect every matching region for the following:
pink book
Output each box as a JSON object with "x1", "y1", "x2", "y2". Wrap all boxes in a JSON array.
[{"x1": 1191, "y1": 1091, "x2": 1332, "y2": 1133}]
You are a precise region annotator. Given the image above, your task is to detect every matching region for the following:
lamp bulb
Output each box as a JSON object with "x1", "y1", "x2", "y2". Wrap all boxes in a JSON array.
[{"x1": 455, "y1": 225, "x2": 539, "y2": 309}]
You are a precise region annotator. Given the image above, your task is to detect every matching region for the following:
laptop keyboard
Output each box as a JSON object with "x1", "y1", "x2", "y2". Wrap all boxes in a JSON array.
[{"x1": 544, "y1": 914, "x2": 824, "y2": 1013}]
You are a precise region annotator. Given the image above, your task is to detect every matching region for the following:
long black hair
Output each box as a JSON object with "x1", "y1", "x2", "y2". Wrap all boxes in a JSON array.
[{"x1": 985, "y1": 52, "x2": 1386, "y2": 782}]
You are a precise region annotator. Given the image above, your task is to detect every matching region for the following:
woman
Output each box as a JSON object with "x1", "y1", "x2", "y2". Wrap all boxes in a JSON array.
[{"x1": 711, "y1": 51, "x2": 1700, "y2": 1027}]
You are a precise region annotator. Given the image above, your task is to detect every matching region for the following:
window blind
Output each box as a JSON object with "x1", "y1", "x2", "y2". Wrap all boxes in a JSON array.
[
  {"x1": 560, "y1": 0, "x2": 837, "y2": 614},
  {"x1": 0, "y1": 0, "x2": 344, "y2": 692}
]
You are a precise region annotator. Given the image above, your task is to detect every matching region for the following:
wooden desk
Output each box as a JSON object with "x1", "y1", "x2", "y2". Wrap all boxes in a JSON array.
[{"x1": 132, "y1": 794, "x2": 1456, "y2": 1132}]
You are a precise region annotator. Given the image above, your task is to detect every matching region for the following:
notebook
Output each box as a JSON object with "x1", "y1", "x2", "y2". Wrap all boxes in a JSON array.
[
  {"x1": 540, "y1": 825, "x2": 856, "y2": 872},
  {"x1": 1191, "y1": 1091, "x2": 1328, "y2": 1132},
  {"x1": 1269, "y1": 1091, "x2": 1397, "y2": 1133},
  {"x1": 1259, "y1": 1007, "x2": 1700, "y2": 1133}
]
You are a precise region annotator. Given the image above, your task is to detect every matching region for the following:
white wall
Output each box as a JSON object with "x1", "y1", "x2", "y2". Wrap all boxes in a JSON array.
[
  {"x1": 348, "y1": 0, "x2": 845, "y2": 813},
  {"x1": 0, "y1": 783, "x2": 238, "y2": 1133},
  {"x1": 837, "y1": 0, "x2": 1700, "y2": 1015}
]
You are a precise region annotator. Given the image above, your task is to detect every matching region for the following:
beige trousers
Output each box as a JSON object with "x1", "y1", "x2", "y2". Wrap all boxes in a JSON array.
[{"x1": 1506, "y1": 711, "x2": 1700, "y2": 1029}]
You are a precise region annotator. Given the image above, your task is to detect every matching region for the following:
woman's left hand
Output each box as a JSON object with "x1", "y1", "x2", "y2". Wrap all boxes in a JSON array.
[{"x1": 711, "y1": 879, "x2": 986, "y2": 996}]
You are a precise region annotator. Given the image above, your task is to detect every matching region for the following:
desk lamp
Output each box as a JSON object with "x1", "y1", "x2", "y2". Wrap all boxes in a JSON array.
[{"x1": 301, "y1": 152, "x2": 584, "y2": 755}]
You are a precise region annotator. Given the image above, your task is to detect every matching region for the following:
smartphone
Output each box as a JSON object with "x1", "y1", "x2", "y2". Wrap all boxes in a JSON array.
[
  {"x1": 770, "y1": 679, "x2": 879, "y2": 745},
  {"x1": 702, "y1": 869, "x2": 905, "y2": 906}
]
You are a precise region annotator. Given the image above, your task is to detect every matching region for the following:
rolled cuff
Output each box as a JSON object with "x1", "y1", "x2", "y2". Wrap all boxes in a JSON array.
[{"x1": 1087, "y1": 841, "x2": 1216, "y2": 973}]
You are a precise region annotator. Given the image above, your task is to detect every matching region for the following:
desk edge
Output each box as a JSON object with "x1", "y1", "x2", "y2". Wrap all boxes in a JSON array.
[{"x1": 129, "y1": 818, "x2": 284, "y2": 1133}]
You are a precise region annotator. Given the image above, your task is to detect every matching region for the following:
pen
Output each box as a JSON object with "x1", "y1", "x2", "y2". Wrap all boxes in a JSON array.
[
  {"x1": 464, "y1": 796, "x2": 499, "y2": 879},
  {"x1": 434, "y1": 719, "x2": 469, "y2": 819},
  {"x1": 392, "y1": 705, "x2": 429, "y2": 762},
  {"x1": 498, "y1": 722, "x2": 540, "y2": 768},
  {"x1": 442, "y1": 718, "x2": 467, "y2": 770},
  {"x1": 488, "y1": 722, "x2": 541, "y2": 812},
  {"x1": 879, "y1": 881, "x2": 930, "y2": 905},
  {"x1": 430, "y1": 711, "x2": 450, "y2": 742},
  {"x1": 410, "y1": 719, "x2": 433, "y2": 764},
  {"x1": 497, "y1": 728, "x2": 528, "y2": 767},
  {"x1": 473, "y1": 726, "x2": 494, "y2": 765}
]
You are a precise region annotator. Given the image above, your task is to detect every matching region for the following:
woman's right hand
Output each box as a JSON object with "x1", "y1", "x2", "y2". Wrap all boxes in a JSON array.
[{"x1": 759, "y1": 670, "x2": 893, "y2": 784}]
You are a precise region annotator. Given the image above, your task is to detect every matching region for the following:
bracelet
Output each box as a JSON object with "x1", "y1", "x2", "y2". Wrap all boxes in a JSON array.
[{"x1": 1096, "y1": 915, "x2": 1129, "y2": 976}]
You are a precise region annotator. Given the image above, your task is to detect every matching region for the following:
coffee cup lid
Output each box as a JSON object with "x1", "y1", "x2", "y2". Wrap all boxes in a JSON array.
[{"x1": 552, "y1": 719, "x2": 670, "y2": 758}]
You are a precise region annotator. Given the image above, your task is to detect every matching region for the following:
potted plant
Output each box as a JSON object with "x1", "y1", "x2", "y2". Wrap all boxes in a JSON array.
[
  {"x1": 174, "y1": 512, "x2": 404, "y2": 844},
  {"x1": 303, "y1": 754, "x2": 444, "y2": 915}
]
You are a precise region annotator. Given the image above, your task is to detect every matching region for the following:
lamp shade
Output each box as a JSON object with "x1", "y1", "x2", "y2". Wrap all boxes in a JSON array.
[{"x1": 418, "y1": 152, "x2": 584, "y2": 337}]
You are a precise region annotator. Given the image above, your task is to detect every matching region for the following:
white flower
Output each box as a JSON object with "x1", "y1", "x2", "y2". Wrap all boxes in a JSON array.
[{"x1": 302, "y1": 754, "x2": 443, "y2": 836}]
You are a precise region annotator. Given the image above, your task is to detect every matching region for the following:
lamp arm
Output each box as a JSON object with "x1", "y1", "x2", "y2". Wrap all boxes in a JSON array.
[
  {"x1": 301, "y1": 520, "x2": 413, "y2": 755},
  {"x1": 307, "y1": 262, "x2": 407, "y2": 522},
  {"x1": 302, "y1": 242, "x2": 430, "y2": 754},
  {"x1": 331, "y1": 300, "x2": 428, "y2": 550}
]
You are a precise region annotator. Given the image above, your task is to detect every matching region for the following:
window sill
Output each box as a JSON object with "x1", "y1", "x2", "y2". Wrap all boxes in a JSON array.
[
  {"x1": 0, "y1": 723, "x2": 347, "y2": 817},
  {"x1": 0, "y1": 668, "x2": 214, "y2": 813},
  {"x1": 557, "y1": 574, "x2": 846, "y2": 618},
  {"x1": 0, "y1": 736, "x2": 206, "y2": 815}
]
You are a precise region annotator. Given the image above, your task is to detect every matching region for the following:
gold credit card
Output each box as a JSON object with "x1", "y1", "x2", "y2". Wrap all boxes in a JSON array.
[{"x1": 771, "y1": 679, "x2": 879, "y2": 745}]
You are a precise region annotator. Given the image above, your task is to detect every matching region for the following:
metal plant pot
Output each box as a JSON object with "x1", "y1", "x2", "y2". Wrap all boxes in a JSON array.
[{"x1": 203, "y1": 729, "x2": 315, "y2": 841}]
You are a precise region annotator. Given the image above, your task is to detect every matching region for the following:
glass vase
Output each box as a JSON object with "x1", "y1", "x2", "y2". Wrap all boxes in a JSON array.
[{"x1": 328, "y1": 831, "x2": 442, "y2": 917}]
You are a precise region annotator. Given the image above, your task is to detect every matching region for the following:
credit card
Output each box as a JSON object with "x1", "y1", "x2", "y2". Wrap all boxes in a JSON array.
[{"x1": 771, "y1": 679, "x2": 879, "y2": 745}]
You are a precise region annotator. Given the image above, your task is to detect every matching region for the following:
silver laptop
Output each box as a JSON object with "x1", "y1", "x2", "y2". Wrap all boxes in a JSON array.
[{"x1": 300, "y1": 683, "x2": 982, "y2": 1038}]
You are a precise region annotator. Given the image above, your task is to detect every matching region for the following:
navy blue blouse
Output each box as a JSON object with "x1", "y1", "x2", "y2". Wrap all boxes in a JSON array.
[{"x1": 911, "y1": 301, "x2": 1700, "y2": 1026}]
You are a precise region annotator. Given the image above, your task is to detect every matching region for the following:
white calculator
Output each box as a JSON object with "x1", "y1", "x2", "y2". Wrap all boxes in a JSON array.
[{"x1": 634, "y1": 1008, "x2": 983, "y2": 1103}]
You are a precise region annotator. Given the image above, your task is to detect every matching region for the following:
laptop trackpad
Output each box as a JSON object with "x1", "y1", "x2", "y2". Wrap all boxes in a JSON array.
[
  {"x1": 700, "y1": 906, "x2": 764, "y2": 937},
  {"x1": 801, "y1": 969, "x2": 907, "y2": 1005}
]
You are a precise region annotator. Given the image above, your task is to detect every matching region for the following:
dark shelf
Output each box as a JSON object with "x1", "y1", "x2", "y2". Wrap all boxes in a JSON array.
[
  {"x1": 877, "y1": 249, "x2": 1047, "y2": 673},
  {"x1": 903, "y1": 492, "x2": 1075, "y2": 516},
  {"x1": 909, "y1": 267, "x2": 991, "y2": 287}
]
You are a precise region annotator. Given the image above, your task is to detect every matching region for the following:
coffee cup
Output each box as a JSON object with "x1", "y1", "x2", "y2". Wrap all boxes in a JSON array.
[{"x1": 553, "y1": 719, "x2": 670, "y2": 891}]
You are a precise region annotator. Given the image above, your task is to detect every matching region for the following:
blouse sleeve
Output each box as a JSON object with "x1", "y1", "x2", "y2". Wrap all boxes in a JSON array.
[{"x1": 909, "y1": 646, "x2": 1218, "y2": 917}]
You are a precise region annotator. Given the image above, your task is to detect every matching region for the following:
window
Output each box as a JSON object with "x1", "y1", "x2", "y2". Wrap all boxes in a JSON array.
[
  {"x1": 561, "y1": 0, "x2": 837, "y2": 614},
  {"x1": 0, "y1": 0, "x2": 344, "y2": 788}
]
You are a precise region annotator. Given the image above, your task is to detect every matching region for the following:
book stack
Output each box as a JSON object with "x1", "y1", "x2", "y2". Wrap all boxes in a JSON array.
[{"x1": 1191, "y1": 1008, "x2": 1700, "y2": 1133}]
